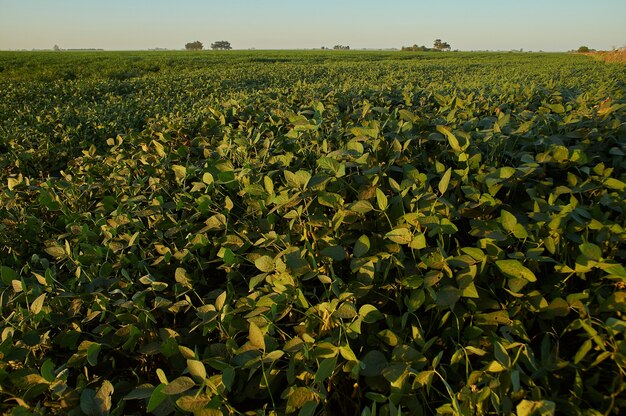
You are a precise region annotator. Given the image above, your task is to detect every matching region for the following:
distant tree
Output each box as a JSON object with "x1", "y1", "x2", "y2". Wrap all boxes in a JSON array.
[
  {"x1": 185, "y1": 41, "x2": 203, "y2": 50},
  {"x1": 333, "y1": 45, "x2": 350, "y2": 50},
  {"x1": 402, "y1": 44, "x2": 430, "y2": 52},
  {"x1": 433, "y1": 39, "x2": 451, "y2": 51},
  {"x1": 53, "y1": 44, "x2": 61, "y2": 51},
  {"x1": 577, "y1": 46, "x2": 590, "y2": 53},
  {"x1": 211, "y1": 41, "x2": 232, "y2": 50}
]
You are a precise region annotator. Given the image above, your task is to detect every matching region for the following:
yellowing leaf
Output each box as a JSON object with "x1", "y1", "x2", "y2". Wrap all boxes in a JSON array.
[
  {"x1": 172, "y1": 164, "x2": 187, "y2": 182},
  {"x1": 254, "y1": 255, "x2": 275, "y2": 273},
  {"x1": 151, "y1": 140, "x2": 166, "y2": 157},
  {"x1": 45, "y1": 245, "x2": 66, "y2": 259},
  {"x1": 437, "y1": 125, "x2": 461, "y2": 152},
  {"x1": 95, "y1": 380, "x2": 114, "y2": 414},
  {"x1": 605, "y1": 177, "x2": 626, "y2": 191},
  {"x1": 496, "y1": 259, "x2": 537, "y2": 282},
  {"x1": 162, "y1": 377, "x2": 195, "y2": 395},
  {"x1": 30, "y1": 293, "x2": 46, "y2": 315},
  {"x1": 175, "y1": 268, "x2": 192, "y2": 288},
  {"x1": 375, "y1": 188, "x2": 388, "y2": 211},
  {"x1": 516, "y1": 400, "x2": 556, "y2": 416},
  {"x1": 438, "y1": 167, "x2": 452, "y2": 195},
  {"x1": 7, "y1": 177, "x2": 21, "y2": 191},
  {"x1": 248, "y1": 321, "x2": 265, "y2": 350},
  {"x1": 500, "y1": 210, "x2": 518, "y2": 232},
  {"x1": 385, "y1": 228, "x2": 412, "y2": 245},
  {"x1": 187, "y1": 359, "x2": 207, "y2": 382},
  {"x1": 176, "y1": 395, "x2": 212, "y2": 412},
  {"x1": 579, "y1": 242, "x2": 602, "y2": 261}
]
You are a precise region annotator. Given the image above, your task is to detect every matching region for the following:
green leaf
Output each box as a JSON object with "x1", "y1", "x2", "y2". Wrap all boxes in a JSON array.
[
  {"x1": 285, "y1": 170, "x2": 311, "y2": 188},
  {"x1": 147, "y1": 384, "x2": 167, "y2": 412},
  {"x1": 574, "y1": 339, "x2": 593, "y2": 364},
  {"x1": 359, "y1": 304, "x2": 384, "y2": 323},
  {"x1": 249, "y1": 321, "x2": 265, "y2": 350},
  {"x1": 87, "y1": 343, "x2": 101, "y2": 366},
  {"x1": 0, "y1": 266, "x2": 18, "y2": 285},
  {"x1": 496, "y1": 259, "x2": 536, "y2": 282},
  {"x1": 335, "y1": 302, "x2": 357, "y2": 319},
  {"x1": 162, "y1": 376, "x2": 196, "y2": 395},
  {"x1": 353, "y1": 235, "x2": 370, "y2": 258},
  {"x1": 314, "y1": 357, "x2": 336, "y2": 383},
  {"x1": 298, "y1": 401, "x2": 318, "y2": 416},
  {"x1": 461, "y1": 247, "x2": 485, "y2": 261},
  {"x1": 378, "y1": 329, "x2": 400, "y2": 347},
  {"x1": 80, "y1": 389, "x2": 99, "y2": 416},
  {"x1": 220, "y1": 367, "x2": 235, "y2": 392},
  {"x1": 41, "y1": 359, "x2": 56, "y2": 382},
  {"x1": 438, "y1": 167, "x2": 452, "y2": 195},
  {"x1": 318, "y1": 192, "x2": 344, "y2": 209},
  {"x1": 460, "y1": 282, "x2": 479, "y2": 298},
  {"x1": 493, "y1": 341, "x2": 510, "y2": 368},
  {"x1": 375, "y1": 188, "x2": 388, "y2": 211},
  {"x1": 500, "y1": 210, "x2": 517, "y2": 232},
  {"x1": 437, "y1": 125, "x2": 461, "y2": 152},
  {"x1": 348, "y1": 200, "x2": 374, "y2": 214},
  {"x1": 317, "y1": 157, "x2": 345, "y2": 177},
  {"x1": 123, "y1": 384, "x2": 155, "y2": 400},
  {"x1": 385, "y1": 228, "x2": 412, "y2": 245},
  {"x1": 436, "y1": 286, "x2": 460, "y2": 307},
  {"x1": 579, "y1": 242, "x2": 602, "y2": 261},
  {"x1": 475, "y1": 310, "x2": 510, "y2": 325},
  {"x1": 320, "y1": 245, "x2": 346, "y2": 261},
  {"x1": 254, "y1": 255, "x2": 275, "y2": 272},
  {"x1": 360, "y1": 350, "x2": 388, "y2": 377}
]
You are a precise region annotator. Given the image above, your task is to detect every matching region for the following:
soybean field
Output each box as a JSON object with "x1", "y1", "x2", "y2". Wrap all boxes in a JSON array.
[{"x1": 0, "y1": 51, "x2": 625, "y2": 415}]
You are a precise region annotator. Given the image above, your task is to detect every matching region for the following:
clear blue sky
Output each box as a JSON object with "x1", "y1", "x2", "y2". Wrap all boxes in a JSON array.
[{"x1": 1, "y1": 0, "x2": 624, "y2": 51}]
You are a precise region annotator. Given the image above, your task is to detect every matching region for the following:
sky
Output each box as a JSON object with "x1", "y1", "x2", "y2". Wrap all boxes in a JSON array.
[{"x1": 0, "y1": 0, "x2": 625, "y2": 52}]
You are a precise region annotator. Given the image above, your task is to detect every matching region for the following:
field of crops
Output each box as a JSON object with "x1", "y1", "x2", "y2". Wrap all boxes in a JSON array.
[{"x1": 1, "y1": 50, "x2": 625, "y2": 415}]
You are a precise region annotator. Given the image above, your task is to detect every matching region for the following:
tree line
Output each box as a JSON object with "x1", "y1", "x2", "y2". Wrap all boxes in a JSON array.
[
  {"x1": 402, "y1": 39, "x2": 451, "y2": 52},
  {"x1": 185, "y1": 40, "x2": 232, "y2": 51}
]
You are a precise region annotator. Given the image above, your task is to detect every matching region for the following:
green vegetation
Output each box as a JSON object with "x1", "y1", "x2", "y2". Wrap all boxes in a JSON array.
[
  {"x1": 1, "y1": 50, "x2": 625, "y2": 415},
  {"x1": 185, "y1": 42, "x2": 204, "y2": 51}
]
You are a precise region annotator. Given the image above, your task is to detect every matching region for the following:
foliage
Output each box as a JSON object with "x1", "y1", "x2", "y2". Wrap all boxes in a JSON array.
[
  {"x1": 185, "y1": 41, "x2": 204, "y2": 51},
  {"x1": 577, "y1": 46, "x2": 590, "y2": 53},
  {"x1": 401, "y1": 44, "x2": 431, "y2": 52},
  {"x1": 434, "y1": 39, "x2": 451, "y2": 51},
  {"x1": 211, "y1": 41, "x2": 232, "y2": 50},
  {"x1": 0, "y1": 50, "x2": 625, "y2": 415},
  {"x1": 333, "y1": 45, "x2": 350, "y2": 50}
]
